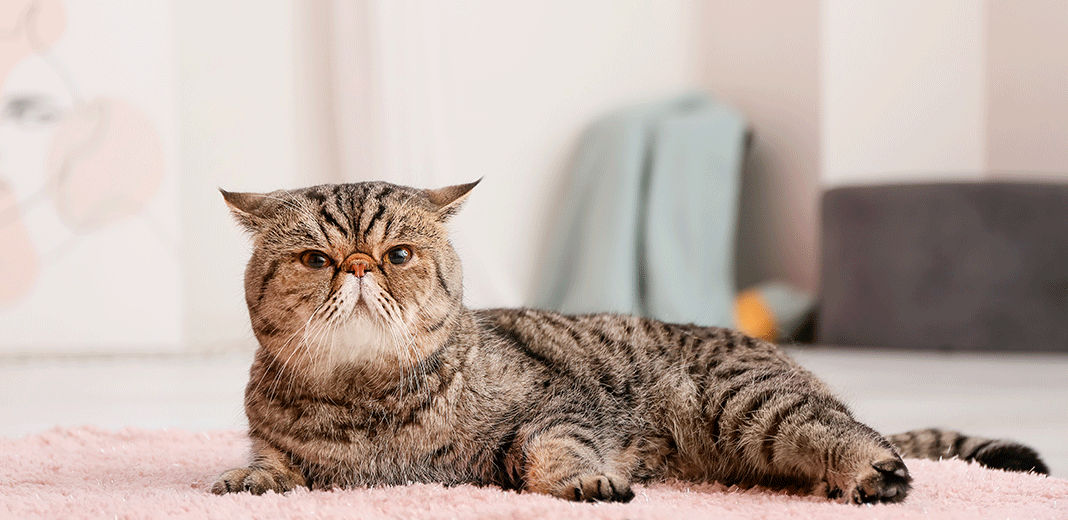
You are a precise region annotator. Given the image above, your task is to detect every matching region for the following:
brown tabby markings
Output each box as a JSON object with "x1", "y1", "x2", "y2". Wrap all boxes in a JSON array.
[{"x1": 211, "y1": 181, "x2": 1047, "y2": 505}]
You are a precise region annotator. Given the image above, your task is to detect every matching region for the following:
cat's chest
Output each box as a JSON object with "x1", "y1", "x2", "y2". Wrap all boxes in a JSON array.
[
  {"x1": 258, "y1": 376, "x2": 504, "y2": 486},
  {"x1": 313, "y1": 411, "x2": 475, "y2": 482}
]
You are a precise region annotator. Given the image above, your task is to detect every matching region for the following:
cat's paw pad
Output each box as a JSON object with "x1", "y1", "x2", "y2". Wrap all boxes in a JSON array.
[
  {"x1": 842, "y1": 457, "x2": 912, "y2": 504},
  {"x1": 210, "y1": 467, "x2": 301, "y2": 495},
  {"x1": 556, "y1": 473, "x2": 634, "y2": 502}
]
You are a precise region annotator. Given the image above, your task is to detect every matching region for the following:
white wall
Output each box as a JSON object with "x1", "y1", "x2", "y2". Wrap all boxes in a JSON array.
[
  {"x1": 822, "y1": 0, "x2": 1068, "y2": 185},
  {"x1": 175, "y1": 0, "x2": 301, "y2": 350},
  {"x1": 986, "y1": 0, "x2": 1068, "y2": 178},
  {"x1": 696, "y1": 0, "x2": 822, "y2": 293},
  {"x1": 821, "y1": 0, "x2": 987, "y2": 185},
  {"x1": 329, "y1": 0, "x2": 702, "y2": 308}
]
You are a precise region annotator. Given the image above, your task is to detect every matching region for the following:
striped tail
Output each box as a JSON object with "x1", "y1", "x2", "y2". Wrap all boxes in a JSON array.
[{"x1": 887, "y1": 428, "x2": 1049, "y2": 475}]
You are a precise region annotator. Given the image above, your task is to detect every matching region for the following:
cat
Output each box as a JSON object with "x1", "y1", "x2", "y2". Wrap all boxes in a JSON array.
[{"x1": 211, "y1": 180, "x2": 1048, "y2": 504}]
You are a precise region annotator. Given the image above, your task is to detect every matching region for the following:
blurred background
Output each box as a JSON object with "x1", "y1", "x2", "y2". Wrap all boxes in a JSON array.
[{"x1": 1, "y1": 0, "x2": 1065, "y2": 474}]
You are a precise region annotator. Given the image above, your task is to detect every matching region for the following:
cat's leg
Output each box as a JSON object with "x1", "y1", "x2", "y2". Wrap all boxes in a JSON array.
[
  {"x1": 692, "y1": 344, "x2": 911, "y2": 504},
  {"x1": 211, "y1": 437, "x2": 307, "y2": 495},
  {"x1": 520, "y1": 426, "x2": 635, "y2": 502},
  {"x1": 745, "y1": 393, "x2": 911, "y2": 504}
]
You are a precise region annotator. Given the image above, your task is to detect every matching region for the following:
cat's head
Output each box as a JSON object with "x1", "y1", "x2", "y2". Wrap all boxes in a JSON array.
[{"x1": 222, "y1": 181, "x2": 477, "y2": 376}]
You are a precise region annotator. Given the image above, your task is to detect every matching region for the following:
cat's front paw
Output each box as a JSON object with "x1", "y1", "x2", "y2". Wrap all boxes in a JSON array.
[
  {"x1": 835, "y1": 457, "x2": 911, "y2": 504},
  {"x1": 211, "y1": 466, "x2": 303, "y2": 495},
  {"x1": 551, "y1": 472, "x2": 634, "y2": 502}
]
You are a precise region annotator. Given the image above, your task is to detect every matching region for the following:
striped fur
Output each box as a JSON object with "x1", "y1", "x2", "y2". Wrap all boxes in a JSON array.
[
  {"x1": 212, "y1": 181, "x2": 1047, "y2": 505},
  {"x1": 887, "y1": 428, "x2": 1048, "y2": 475}
]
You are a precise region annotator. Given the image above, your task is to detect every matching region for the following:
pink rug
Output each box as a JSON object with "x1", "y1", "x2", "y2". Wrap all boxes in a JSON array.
[{"x1": 1, "y1": 428, "x2": 1064, "y2": 519}]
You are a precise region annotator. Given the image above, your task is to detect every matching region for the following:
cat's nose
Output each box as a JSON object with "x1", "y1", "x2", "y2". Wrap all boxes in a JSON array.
[
  {"x1": 342, "y1": 253, "x2": 376, "y2": 278},
  {"x1": 351, "y1": 261, "x2": 369, "y2": 277}
]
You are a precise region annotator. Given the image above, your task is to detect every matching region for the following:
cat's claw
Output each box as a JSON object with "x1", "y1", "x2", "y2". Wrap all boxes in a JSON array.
[
  {"x1": 211, "y1": 467, "x2": 301, "y2": 495},
  {"x1": 556, "y1": 473, "x2": 634, "y2": 502}
]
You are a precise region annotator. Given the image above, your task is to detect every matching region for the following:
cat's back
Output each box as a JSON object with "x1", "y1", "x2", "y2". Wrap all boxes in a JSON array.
[
  {"x1": 474, "y1": 308, "x2": 763, "y2": 387},
  {"x1": 474, "y1": 307, "x2": 801, "y2": 398},
  {"x1": 476, "y1": 307, "x2": 764, "y2": 363},
  {"x1": 476, "y1": 307, "x2": 664, "y2": 363}
]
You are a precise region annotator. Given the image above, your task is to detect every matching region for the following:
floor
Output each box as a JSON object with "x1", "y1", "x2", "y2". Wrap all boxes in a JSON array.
[{"x1": 1, "y1": 346, "x2": 1065, "y2": 476}]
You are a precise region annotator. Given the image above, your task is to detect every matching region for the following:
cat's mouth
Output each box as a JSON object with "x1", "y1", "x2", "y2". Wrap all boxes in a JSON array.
[
  {"x1": 347, "y1": 288, "x2": 383, "y2": 323},
  {"x1": 326, "y1": 274, "x2": 401, "y2": 332},
  {"x1": 353, "y1": 297, "x2": 375, "y2": 317},
  {"x1": 352, "y1": 281, "x2": 375, "y2": 309}
]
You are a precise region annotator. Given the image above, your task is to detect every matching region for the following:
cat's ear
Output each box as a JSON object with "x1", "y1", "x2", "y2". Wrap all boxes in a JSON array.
[
  {"x1": 424, "y1": 179, "x2": 480, "y2": 221},
  {"x1": 220, "y1": 189, "x2": 275, "y2": 232}
]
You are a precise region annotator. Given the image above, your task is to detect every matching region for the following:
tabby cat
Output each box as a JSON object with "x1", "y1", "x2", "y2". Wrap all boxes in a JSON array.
[{"x1": 211, "y1": 181, "x2": 1048, "y2": 504}]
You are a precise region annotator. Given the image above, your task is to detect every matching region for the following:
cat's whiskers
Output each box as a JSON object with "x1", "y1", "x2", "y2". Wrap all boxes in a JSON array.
[
  {"x1": 379, "y1": 315, "x2": 410, "y2": 397},
  {"x1": 267, "y1": 296, "x2": 336, "y2": 398},
  {"x1": 305, "y1": 293, "x2": 346, "y2": 382},
  {"x1": 308, "y1": 308, "x2": 348, "y2": 383},
  {"x1": 374, "y1": 295, "x2": 410, "y2": 390},
  {"x1": 365, "y1": 289, "x2": 415, "y2": 395},
  {"x1": 285, "y1": 278, "x2": 418, "y2": 392},
  {"x1": 309, "y1": 297, "x2": 339, "y2": 372},
  {"x1": 396, "y1": 320, "x2": 423, "y2": 396},
  {"x1": 386, "y1": 296, "x2": 428, "y2": 397},
  {"x1": 308, "y1": 314, "x2": 344, "y2": 400},
  {"x1": 370, "y1": 282, "x2": 429, "y2": 398},
  {"x1": 248, "y1": 308, "x2": 318, "y2": 400}
]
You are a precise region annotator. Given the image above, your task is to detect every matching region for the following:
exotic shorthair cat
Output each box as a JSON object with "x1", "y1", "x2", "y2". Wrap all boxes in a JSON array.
[{"x1": 212, "y1": 181, "x2": 1048, "y2": 505}]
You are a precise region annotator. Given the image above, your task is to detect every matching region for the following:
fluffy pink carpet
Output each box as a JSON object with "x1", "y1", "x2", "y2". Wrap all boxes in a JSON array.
[{"x1": 1, "y1": 427, "x2": 1064, "y2": 519}]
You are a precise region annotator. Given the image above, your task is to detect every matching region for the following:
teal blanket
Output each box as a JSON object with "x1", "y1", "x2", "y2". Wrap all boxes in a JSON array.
[{"x1": 535, "y1": 94, "x2": 747, "y2": 327}]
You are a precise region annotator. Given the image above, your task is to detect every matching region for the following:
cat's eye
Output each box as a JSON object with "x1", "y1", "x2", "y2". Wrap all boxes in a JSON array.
[
  {"x1": 299, "y1": 250, "x2": 332, "y2": 269},
  {"x1": 385, "y1": 246, "x2": 412, "y2": 265}
]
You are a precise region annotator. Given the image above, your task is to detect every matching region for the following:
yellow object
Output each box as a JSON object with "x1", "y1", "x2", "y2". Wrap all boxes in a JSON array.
[{"x1": 735, "y1": 289, "x2": 778, "y2": 341}]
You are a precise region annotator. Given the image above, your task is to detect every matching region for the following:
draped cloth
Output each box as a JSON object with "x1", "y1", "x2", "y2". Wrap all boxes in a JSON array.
[{"x1": 535, "y1": 94, "x2": 748, "y2": 327}]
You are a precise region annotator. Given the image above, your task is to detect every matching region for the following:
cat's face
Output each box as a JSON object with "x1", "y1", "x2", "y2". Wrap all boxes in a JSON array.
[{"x1": 223, "y1": 181, "x2": 477, "y2": 376}]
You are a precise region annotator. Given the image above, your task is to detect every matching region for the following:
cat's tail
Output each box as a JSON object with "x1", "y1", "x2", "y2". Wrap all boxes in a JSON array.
[{"x1": 886, "y1": 428, "x2": 1049, "y2": 475}]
